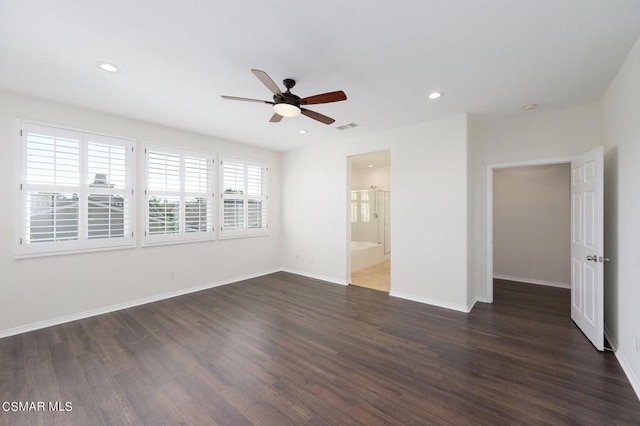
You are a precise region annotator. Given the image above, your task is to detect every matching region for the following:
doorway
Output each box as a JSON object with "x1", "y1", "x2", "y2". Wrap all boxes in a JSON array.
[
  {"x1": 486, "y1": 157, "x2": 573, "y2": 302},
  {"x1": 492, "y1": 163, "x2": 571, "y2": 289},
  {"x1": 487, "y1": 148, "x2": 606, "y2": 352},
  {"x1": 349, "y1": 151, "x2": 391, "y2": 292}
]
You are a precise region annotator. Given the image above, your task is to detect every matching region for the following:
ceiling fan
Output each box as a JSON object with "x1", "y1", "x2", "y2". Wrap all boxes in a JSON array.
[{"x1": 221, "y1": 69, "x2": 347, "y2": 125}]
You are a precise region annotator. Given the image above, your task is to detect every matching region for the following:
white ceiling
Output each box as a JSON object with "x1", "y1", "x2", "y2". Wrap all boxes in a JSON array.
[{"x1": 1, "y1": 1, "x2": 639, "y2": 152}]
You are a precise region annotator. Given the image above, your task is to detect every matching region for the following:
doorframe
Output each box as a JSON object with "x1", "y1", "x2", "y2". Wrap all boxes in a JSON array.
[
  {"x1": 347, "y1": 151, "x2": 392, "y2": 289},
  {"x1": 485, "y1": 156, "x2": 573, "y2": 302}
]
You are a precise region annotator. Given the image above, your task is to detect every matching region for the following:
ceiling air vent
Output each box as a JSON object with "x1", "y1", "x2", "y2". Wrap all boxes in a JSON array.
[{"x1": 336, "y1": 122, "x2": 359, "y2": 131}]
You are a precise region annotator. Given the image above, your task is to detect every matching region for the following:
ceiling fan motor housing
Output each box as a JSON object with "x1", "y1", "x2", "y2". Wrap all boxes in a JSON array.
[{"x1": 273, "y1": 91, "x2": 301, "y2": 106}]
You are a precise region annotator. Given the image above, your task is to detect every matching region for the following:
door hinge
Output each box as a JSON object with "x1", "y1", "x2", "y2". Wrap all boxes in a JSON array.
[
  {"x1": 132, "y1": 146, "x2": 134, "y2": 152},
  {"x1": 131, "y1": 189, "x2": 134, "y2": 195},
  {"x1": 20, "y1": 129, "x2": 23, "y2": 136},
  {"x1": 19, "y1": 183, "x2": 23, "y2": 191},
  {"x1": 144, "y1": 231, "x2": 147, "y2": 236},
  {"x1": 19, "y1": 238, "x2": 23, "y2": 245}
]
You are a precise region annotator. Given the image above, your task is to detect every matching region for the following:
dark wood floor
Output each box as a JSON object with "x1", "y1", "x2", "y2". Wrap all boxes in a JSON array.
[{"x1": 1, "y1": 274, "x2": 639, "y2": 425}]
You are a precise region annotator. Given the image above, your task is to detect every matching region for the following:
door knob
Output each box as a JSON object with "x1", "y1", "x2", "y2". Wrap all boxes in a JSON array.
[
  {"x1": 599, "y1": 256, "x2": 610, "y2": 263},
  {"x1": 586, "y1": 255, "x2": 597, "y2": 262}
]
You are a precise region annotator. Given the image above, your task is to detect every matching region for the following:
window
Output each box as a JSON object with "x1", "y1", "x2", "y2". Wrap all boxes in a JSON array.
[
  {"x1": 350, "y1": 190, "x2": 371, "y2": 223},
  {"x1": 360, "y1": 190, "x2": 370, "y2": 222},
  {"x1": 17, "y1": 122, "x2": 135, "y2": 256},
  {"x1": 351, "y1": 191, "x2": 358, "y2": 223},
  {"x1": 220, "y1": 156, "x2": 268, "y2": 238},
  {"x1": 144, "y1": 143, "x2": 215, "y2": 244}
]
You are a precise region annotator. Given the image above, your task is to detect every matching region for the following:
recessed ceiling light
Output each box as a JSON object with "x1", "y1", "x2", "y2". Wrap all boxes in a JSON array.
[
  {"x1": 522, "y1": 103, "x2": 538, "y2": 111},
  {"x1": 96, "y1": 61, "x2": 120, "y2": 73},
  {"x1": 298, "y1": 129, "x2": 307, "y2": 134},
  {"x1": 428, "y1": 92, "x2": 443, "y2": 100},
  {"x1": 368, "y1": 164, "x2": 374, "y2": 168}
]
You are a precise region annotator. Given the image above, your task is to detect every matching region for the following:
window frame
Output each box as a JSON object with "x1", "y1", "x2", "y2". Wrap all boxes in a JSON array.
[
  {"x1": 16, "y1": 120, "x2": 136, "y2": 258},
  {"x1": 143, "y1": 142, "x2": 216, "y2": 246},
  {"x1": 219, "y1": 156, "x2": 269, "y2": 239}
]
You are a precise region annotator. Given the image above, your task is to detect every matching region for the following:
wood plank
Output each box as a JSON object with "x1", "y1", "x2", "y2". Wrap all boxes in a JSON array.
[{"x1": 0, "y1": 274, "x2": 638, "y2": 425}]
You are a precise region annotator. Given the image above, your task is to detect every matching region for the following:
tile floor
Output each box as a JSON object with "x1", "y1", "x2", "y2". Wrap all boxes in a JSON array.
[{"x1": 350, "y1": 260, "x2": 391, "y2": 292}]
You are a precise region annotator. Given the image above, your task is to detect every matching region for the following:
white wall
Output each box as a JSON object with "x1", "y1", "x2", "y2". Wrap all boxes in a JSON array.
[
  {"x1": 351, "y1": 166, "x2": 391, "y2": 191},
  {"x1": 0, "y1": 90, "x2": 281, "y2": 335},
  {"x1": 493, "y1": 164, "x2": 571, "y2": 287},
  {"x1": 469, "y1": 102, "x2": 603, "y2": 301},
  {"x1": 282, "y1": 115, "x2": 470, "y2": 311},
  {"x1": 602, "y1": 34, "x2": 640, "y2": 397}
]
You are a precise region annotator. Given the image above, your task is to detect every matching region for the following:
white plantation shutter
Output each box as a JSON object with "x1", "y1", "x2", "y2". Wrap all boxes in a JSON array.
[
  {"x1": 351, "y1": 191, "x2": 358, "y2": 223},
  {"x1": 360, "y1": 190, "x2": 370, "y2": 222},
  {"x1": 184, "y1": 156, "x2": 212, "y2": 234},
  {"x1": 86, "y1": 134, "x2": 133, "y2": 245},
  {"x1": 247, "y1": 164, "x2": 267, "y2": 230},
  {"x1": 220, "y1": 156, "x2": 268, "y2": 238},
  {"x1": 145, "y1": 144, "x2": 214, "y2": 244},
  {"x1": 23, "y1": 126, "x2": 81, "y2": 248},
  {"x1": 18, "y1": 122, "x2": 135, "y2": 256},
  {"x1": 26, "y1": 192, "x2": 79, "y2": 243},
  {"x1": 25, "y1": 128, "x2": 80, "y2": 187},
  {"x1": 148, "y1": 151, "x2": 181, "y2": 192},
  {"x1": 148, "y1": 196, "x2": 180, "y2": 235},
  {"x1": 222, "y1": 161, "x2": 245, "y2": 231}
]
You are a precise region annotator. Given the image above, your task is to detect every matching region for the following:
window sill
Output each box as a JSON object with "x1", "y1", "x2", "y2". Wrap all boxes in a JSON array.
[
  {"x1": 142, "y1": 237, "x2": 216, "y2": 248},
  {"x1": 218, "y1": 231, "x2": 269, "y2": 240},
  {"x1": 15, "y1": 244, "x2": 136, "y2": 260}
]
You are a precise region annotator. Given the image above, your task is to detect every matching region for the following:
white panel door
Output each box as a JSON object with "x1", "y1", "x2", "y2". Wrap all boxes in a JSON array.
[{"x1": 571, "y1": 146, "x2": 604, "y2": 351}]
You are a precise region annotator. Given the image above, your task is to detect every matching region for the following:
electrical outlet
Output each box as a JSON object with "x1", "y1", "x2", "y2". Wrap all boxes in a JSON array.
[{"x1": 169, "y1": 271, "x2": 175, "y2": 279}]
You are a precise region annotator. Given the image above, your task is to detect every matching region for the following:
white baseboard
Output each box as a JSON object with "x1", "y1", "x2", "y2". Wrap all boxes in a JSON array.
[
  {"x1": 467, "y1": 298, "x2": 478, "y2": 312},
  {"x1": 280, "y1": 268, "x2": 348, "y2": 286},
  {"x1": 466, "y1": 296, "x2": 491, "y2": 312},
  {"x1": 0, "y1": 268, "x2": 282, "y2": 339},
  {"x1": 605, "y1": 326, "x2": 640, "y2": 401},
  {"x1": 389, "y1": 291, "x2": 471, "y2": 313},
  {"x1": 493, "y1": 274, "x2": 570, "y2": 289}
]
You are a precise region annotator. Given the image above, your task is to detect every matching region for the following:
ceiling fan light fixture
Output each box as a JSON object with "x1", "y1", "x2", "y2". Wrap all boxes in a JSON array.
[
  {"x1": 273, "y1": 103, "x2": 301, "y2": 117},
  {"x1": 428, "y1": 91, "x2": 443, "y2": 100}
]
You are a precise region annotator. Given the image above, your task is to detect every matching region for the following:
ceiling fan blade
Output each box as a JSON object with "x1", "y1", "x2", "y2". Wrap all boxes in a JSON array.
[
  {"x1": 221, "y1": 95, "x2": 273, "y2": 104},
  {"x1": 269, "y1": 113, "x2": 283, "y2": 123},
  {"x1": 301, "y1": 108, "x2": 335, "y2": 125},
  {"x1": 251, "y1": 69, "x2": 283, "y2": 96},
  {"x1": 300, "y1": 90, "x2": 347, "y2": 105}
]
